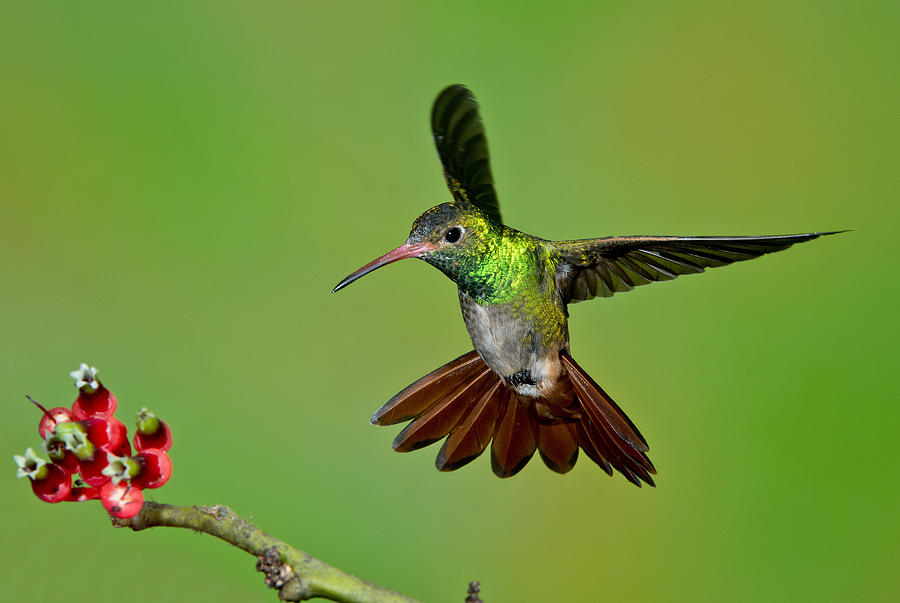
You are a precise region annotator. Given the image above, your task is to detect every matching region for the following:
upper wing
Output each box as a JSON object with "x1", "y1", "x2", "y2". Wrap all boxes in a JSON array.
[
  {"x1": 431, "y1": 85, "x2": 502, "y2": 224},
  {"x1": 554, "y1": 232, "x2": 842, "y2": 303}
]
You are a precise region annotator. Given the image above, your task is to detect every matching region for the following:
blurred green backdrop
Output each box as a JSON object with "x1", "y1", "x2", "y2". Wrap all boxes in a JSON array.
[{"x1": 2, "y1": 2, "x2": 897, "y2": 601}]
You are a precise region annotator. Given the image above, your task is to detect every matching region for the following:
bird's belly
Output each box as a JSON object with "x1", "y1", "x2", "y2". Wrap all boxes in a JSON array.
[{"x1": 458, "y1": 292, "x2": 566, "y2": 401}]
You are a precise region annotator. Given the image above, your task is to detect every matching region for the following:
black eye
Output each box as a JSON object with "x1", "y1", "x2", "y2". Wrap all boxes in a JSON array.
[{"x1": 444, "y1": 226, "x2": 462, "y2": 243}]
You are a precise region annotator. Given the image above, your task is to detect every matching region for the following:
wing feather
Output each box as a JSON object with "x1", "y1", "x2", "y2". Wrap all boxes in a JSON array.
[
  {"x1": 431, "y1": 85, "x2": 502, "y2": 224},
  {"x1": 554, "y1": 232, "x2": 842, "y2": 303}
]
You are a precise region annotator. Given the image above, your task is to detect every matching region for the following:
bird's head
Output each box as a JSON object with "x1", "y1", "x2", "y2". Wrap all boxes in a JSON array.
[{"x1": 332, "y1": 201, "x2": 499, "y2": 293}]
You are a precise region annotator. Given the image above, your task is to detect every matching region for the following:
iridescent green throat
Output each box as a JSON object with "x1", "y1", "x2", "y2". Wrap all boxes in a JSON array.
[{"x1": 425, "y1": 227, "x2": 546, "y2": 305}]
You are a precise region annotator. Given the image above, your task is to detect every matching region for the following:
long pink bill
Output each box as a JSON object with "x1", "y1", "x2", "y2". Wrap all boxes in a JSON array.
[{"x1": 331, "y1": 241, "x2": 433, "y2": 293}]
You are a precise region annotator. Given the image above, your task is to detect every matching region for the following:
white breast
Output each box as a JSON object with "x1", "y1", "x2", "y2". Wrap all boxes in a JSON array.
[{"x1": 458, "y1": 292, "x2": 564, "y2": 400}]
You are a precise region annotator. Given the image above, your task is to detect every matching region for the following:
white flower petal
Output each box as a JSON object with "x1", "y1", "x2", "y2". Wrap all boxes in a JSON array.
[
  {"x1": 13, "y1": 448, "x2": 47, "y2": 479},
  {"x1": 70, "y1": 363, "x2": 100, "y2": 391}
]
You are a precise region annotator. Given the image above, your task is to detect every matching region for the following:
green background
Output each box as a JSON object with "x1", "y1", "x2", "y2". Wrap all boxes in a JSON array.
[{"x1": 2, "y1": 2, "x2": 897, "y2": 601}]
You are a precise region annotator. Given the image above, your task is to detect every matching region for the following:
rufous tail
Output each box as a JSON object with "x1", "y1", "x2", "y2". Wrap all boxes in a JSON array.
[{"x1": 371, "y1": 350, "x2": 656, "y2": 485}]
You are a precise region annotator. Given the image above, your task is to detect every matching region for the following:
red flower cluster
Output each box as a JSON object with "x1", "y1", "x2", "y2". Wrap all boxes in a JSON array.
[{"x1": 14, "y1": 364, "x2": 173, "y2": 519}]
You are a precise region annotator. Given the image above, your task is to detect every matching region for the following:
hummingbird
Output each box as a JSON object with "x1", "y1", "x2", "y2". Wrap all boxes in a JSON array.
[{"x1": 332, "y1": 84, "x2": 839, "y2": 485}]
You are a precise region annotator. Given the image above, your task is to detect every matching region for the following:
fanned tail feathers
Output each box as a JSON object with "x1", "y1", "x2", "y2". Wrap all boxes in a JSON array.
[
  {"x1": 490, "y1": 394, "x2": 538, "y2": 477},
  {"x1": 561, "y1": 352, "x2": 656, "y2": 486},
  {"x1": 536, "y1": 422, "x2": 580, "y2": 474},
  {"x1": 371, "y1": 350, "x2": 656, "y2": 485},
  {"x1": 436, "y1": 380, "x2": 505, "y2": 471}
]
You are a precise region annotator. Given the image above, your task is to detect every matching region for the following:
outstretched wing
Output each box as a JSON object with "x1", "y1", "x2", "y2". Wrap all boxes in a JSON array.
[
  {"x1": 431, "y1": 85, "x2": 502, "y2": 224},
  {"x1": 554, "y1": 232, "x2": 842, "y2": 304}
]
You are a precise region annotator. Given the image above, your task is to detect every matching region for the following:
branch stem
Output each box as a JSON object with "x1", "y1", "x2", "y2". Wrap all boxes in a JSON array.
[{"x1": 112, "y1": 502, "x2": 420, "y2": 603}]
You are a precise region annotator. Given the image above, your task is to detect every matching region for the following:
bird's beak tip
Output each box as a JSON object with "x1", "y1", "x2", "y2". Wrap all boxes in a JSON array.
[{"x1": 331, "y1": 241, "x2": 431, "y2": 295}]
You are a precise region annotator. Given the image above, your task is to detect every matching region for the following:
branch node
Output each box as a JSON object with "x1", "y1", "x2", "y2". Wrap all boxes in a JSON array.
[
  {"x1": 198, "y1": 503, "x2": 230, "y2": 520},
  {"x1": 278, "y1": 576, "x2": 305, "y2": 601},
  {"x1": 466, "y1": 581, "x2": 483, "y2": 603},
  {"x1": 257, "y1": 545, "x2": 302, "y2": 600}
]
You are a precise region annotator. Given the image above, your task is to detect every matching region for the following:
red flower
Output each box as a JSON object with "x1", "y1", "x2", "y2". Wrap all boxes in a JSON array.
[
  {"x1": 14, "y1": 449, "x2": 72, "y2": 503},
  {"x1": 81, "y1": 417, "x2": 127, "y2": 453},
  {"x1": 66, "y1": 486, "x2": 101, "y2": 502},
  {"x1": 134, "y1": 408, "x2": 172, "y2": 453},
  {"x1": 32, "y1": 464, "x2": 72, "y2": 503},
  {"x1": 78, "y1": 448, "x2": 112, "y2": 487},
  {"x1": 132, "y1": 449, "x2": 173, "y2": 489},
  {"x1": 37, "y1": 405, "x2": 74, "y2": 439},
  {"x1": 72, "y1": 387, "x2": 118, "y2": 420},
  {"x1": 43, "y1": 435, "x2": 81, "y2": 474},
  {"x1": 17, "y1": 364, "x2": 174, "y2": 516},
  {"x1": 100, "y1": 482, "x2": 144, "y2": 518},
  {"x1": 70, "y1": 363, "x2": 117, "y2": 419}
]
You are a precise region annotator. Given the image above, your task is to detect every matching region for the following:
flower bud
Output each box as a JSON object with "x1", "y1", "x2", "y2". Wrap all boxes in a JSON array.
[{"x1": 134, "y1": 408, "x2": 172, "y2": 452}]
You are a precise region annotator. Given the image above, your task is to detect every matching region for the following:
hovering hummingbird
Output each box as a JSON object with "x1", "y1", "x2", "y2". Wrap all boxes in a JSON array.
[{"x1": 333, "y1": 85, "x2": 838, "y2": 485}]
